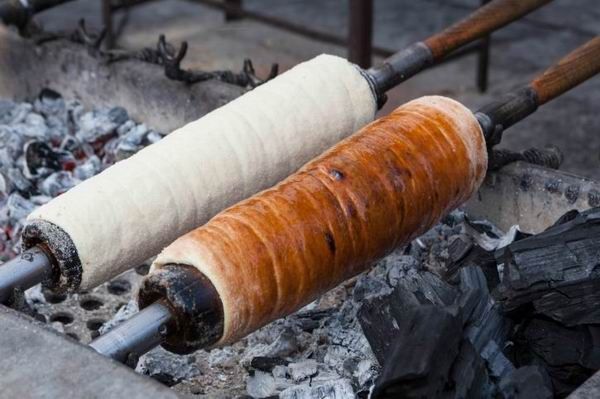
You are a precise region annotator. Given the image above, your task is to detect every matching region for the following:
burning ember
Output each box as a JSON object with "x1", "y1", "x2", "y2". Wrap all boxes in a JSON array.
[{"x1": 0, "y1": 89, "x2": 164, "y2": 260}]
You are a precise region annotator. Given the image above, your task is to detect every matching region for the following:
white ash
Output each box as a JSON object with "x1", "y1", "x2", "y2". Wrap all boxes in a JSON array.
[
  {"x1": 279, "y1": 379, "x2": 355, "y2": 399},
  {"x1": 0, "y1": 89, "x2": 164, "y2": 261},
  {"x1": 288, "y1": 360, "x2": 318, "y2": 382},
  {"x1": 136, "y1": 346, "x2": 202, "y2": 387},
  {"x1": 98, "y1": 299, "x2": 139, "y2": 335}
]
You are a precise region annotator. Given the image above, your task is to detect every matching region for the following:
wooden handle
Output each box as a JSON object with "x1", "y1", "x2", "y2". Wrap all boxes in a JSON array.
[
  {"x1": 530, "y1": 37, "x2": 600, "y2": 105},
  {"x1": 424, "y1": 0, "x2": 552, "y2": 61}
]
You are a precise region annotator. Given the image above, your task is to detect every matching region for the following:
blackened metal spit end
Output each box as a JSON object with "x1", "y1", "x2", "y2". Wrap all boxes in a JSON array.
[
  {"x1": 92, "y1": 265, "x2": 224, "y2": 363},
  {"x1": 138, "y1": 264, "x2": 224, "y2": 354},
  {"x1": 475, "y1": 86, "x2": 539, "y2": 146},
  {"x1": 365, "y1": 41, "x2": 434, "y2": 107}
]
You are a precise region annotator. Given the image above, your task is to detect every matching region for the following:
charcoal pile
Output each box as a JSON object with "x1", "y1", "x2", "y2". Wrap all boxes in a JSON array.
[
  {"x1": 359, "y1": 208, "x2": 600, "y2": 398},
  {"x1": 358, "y1": 257, "x2": 553, "y2": 398},
  {"x1": 495, "y1": 208, "x2": 600, "y2": 397},
  {"x1": 0, "y1": 89, "x2": 164, "y2": 260}
]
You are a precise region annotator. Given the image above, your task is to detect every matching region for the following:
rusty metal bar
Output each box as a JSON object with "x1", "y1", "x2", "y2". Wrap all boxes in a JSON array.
[
  {"x1": 101, "y1": 0, "x2": 115, "y2": 49},
  {"x1": 477, "y1": 0, "x2": 492, "y2": 92},
  {"x1": 348, "y1": 0, "x2": 373, "y2": 68},
  {"x1": 224, "y1": 0, "x2": 242, "y2": 22}
]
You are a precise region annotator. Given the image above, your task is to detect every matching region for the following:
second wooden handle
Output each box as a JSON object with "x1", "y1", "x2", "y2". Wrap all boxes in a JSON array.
[
  {"x1": 530, "y1": 37, "x2": 600, "y2": 105},
  {"x1": 424, "y1": 0, "x2": 552, "y2": 60}
]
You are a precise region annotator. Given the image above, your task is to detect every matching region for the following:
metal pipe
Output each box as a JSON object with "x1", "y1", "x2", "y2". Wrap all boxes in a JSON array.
[
  {"x1": 90, "y1": 301, "x2": 173, "y2": 363},
  {"x1": 348, "y1": 0, "x2": 373, "y2": 69},
  {"x1": 0, "y1": 246, "x2": 52, "y2": 303},
  {"x1": 476, "y1": 0, "x2": 492, "y2": 92}
]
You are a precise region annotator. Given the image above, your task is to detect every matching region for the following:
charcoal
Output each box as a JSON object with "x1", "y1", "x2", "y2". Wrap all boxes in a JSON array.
[
  {"x1": 358, "y1": 270, "x2": 458, "y2": 364},
  {"x1": 279, "y1": 379, "x2": 354, "y2": 399},
  {"x1": 0, "y1": 173, "x2": 7, "y2": 199},
  {"x1": 116, "y1": 120, "x2": 136, "y2": 136},
  {"x1": 136, "y1": 346, "x2": 200, "y2": 387},
  {"x1": 457, "y1": 266, "x2": 489, "y2": 325},
  {"x1": 59, "y1": 135, "x2": 82, "y2": 154},
  {"x1": 118, "y1": 124, "x2": 149, "y2": 153},
  {"x1": 73, "y1": 155, "x2": 102, "y2": 181},
  {"x1": 446, "y1": 235, "x2": 500, "y2": 289},
  {"x1": 370, "y1": 305, "x2": 463, "y2": 398},
  {"x1": 480, "y1": 340, "x2": 514, "y2": 380},
  {"x1": 357, "y1": 291, "x2": 405, "y2": 364},
  {"x1": 383, "y1": 254, "x2": 419, "y2": 286},
  {"x1": 0, "y1": 102, "x2": 31, "y2": 125},
  {"x1": 0, "y1": 125, "x2": 26, "y2": 159},
  {"x1": 460, "y1": 268, "x2": 511, "y2": 352},
  {"x1": 0, "y1": 100, "x2": 16, "y2": 124},
  {"x1": 288, "y1": 360, "x2": 318, "y2": 382},
  {"x1": 24, "y1": 141, "x2": 63, "y2": 177},
  {"x1": 5, "y1": 193, "x2": 34, "y2": 223},
  {"x1": 76, "y1": 107, "x2": 128, "y2": 143},
  {"x1": 360, "y1": 263, "x2": 517, "y2": 398},
  {"x1": 24, "y1": 284, "x2": 46, "y2": 306},
  {"x1": 396, "y1": 270, "x2": 458, "y2": 307},
  {"x1": 447, "y1": 338, "x2": 493, "y2": 399},
  {"x1": 207, "y1": 346, "x2": 238, "y2": 369},
  {"x1": 294, "y1": 308, "x2": 334, "y2": 332},
  {"x1": 246, "y1": 371, "x2": 277, "y2": 398},
  {"x1": 352, "y1": 358, "x2": 376, "y2": 387},
  {"x1": 497, "y1": 366, "x2": 553, "y2": 399},
  {"x1": 38, "y1": 171, "x2": 80, "y2": 197},
  {"x1": 250, "y1": 357, "x2": 289, "y2": 373},
  {"x1": 514, "y1": 317, "x2": 599, "y2": 396},
  {"x1": 7, "y1": 168, "x2": 34, "y2": 196},
  {"x1": 33, "y1": 89, "x2": 66, "y2": 119},
  {"x1": 352, "y1": 274, "x2": 392, "y2": 302},
  {"x1": 241, "y1": 327, "x2": 299, "y2": 366},
  {"x1": 147, "y1": 130, "x2": 164, "y2": 144},
  {"x1": 13, "y1": 113, "x2": 48, "y2": 140},
  {"x1": 495, "y1": 208, "x2": 600, "y2": 325},
  {"x1": 40, "y1": 114, "x2": 67, "y2": 142}
]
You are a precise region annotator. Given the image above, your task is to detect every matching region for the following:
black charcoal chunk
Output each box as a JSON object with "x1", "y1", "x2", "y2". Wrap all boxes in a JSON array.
[
  {"x1": 514, "y1": 317, "x2": 598, "y2": 396},
  {"x1": 371, "y1": 305, "x2": 463, "y2": 399},
  {"x1": 495, "y1": 207, "x2": 600, "y2": 326},
  {"x1": 250, "y1": 356, "x2": 289, "y2": 373},
  {"x1": 497, "y1": 366, "x2": 553, "y2": 399}
]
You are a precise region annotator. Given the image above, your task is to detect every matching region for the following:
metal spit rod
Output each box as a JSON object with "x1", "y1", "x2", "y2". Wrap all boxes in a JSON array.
[
  {"x1": 89, "y1": 301, "x2": 173, "y2": 363},
  {"x1": 0, "y1": 247, "x2": 52, "y2": 303}
]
